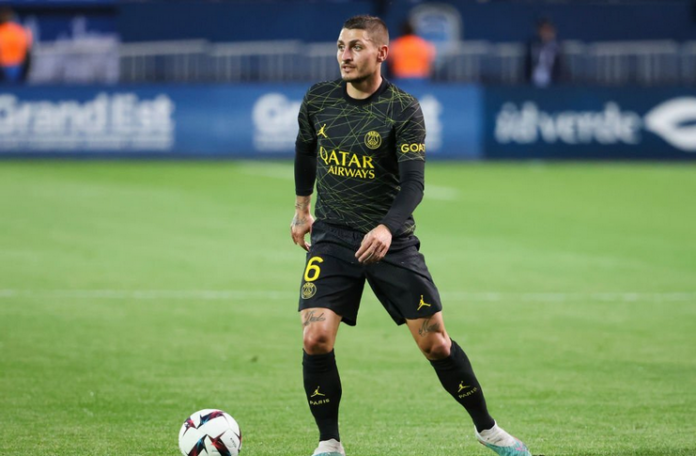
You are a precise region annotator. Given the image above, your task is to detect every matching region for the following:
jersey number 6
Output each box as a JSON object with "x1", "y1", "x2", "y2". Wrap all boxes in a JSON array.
[{"x1": 304, "y1": 256, "x2": 324, "y2": 282}]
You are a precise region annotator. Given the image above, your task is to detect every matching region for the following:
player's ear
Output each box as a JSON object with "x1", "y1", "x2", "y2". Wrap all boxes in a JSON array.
[{"x1": 377, "y1": 45, "x2": 388, "y2": 63}]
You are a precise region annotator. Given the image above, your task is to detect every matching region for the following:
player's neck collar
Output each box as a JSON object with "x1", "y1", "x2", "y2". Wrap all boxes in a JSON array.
[{"x1": 342, "y1": 78, "x2": 390, "y2": 106}]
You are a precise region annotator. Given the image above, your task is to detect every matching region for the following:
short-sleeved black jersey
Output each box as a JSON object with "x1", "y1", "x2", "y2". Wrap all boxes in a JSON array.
[{"x1": 295, "y1": 78, "x2": 426, "y2": 236}]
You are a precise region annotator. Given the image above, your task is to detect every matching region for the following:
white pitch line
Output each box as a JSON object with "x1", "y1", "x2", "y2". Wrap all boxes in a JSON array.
[
  {"x1": 424, "y1": 185, "x2": 459, "y2": 201},
  {"x1": 443, "y1": 291, "x2": 696, "y2": 303},
  {"x1": 0, "y1": 289, "x2": 693, "y2": 303},
  {"x1": 0, "y1": 289, "x2": 295, "y2": 300}
]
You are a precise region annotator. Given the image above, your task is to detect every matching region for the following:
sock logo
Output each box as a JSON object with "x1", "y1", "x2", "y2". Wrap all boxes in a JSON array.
[
  {"x1": 417, "y1": 295, "x2": 432, "y2": 311},
  {"x1": 457, "y1": 381, "x2": 478, "y2": 399},
  {"x1": 309, "y1": 386, "x2": 330, "y2": 406},
  {"x1": 311, "y1": 386, "x2": 326, "y2": 398}
]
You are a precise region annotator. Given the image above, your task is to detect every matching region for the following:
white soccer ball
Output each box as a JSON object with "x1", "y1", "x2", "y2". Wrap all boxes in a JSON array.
[{"x1": 178, "y1": 409, "x2": 242, "y2": 456}]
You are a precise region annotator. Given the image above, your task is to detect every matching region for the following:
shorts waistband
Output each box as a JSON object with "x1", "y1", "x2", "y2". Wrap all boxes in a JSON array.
[{"x1": 314, "y1": 220, "x2": 365, "y2": 242}]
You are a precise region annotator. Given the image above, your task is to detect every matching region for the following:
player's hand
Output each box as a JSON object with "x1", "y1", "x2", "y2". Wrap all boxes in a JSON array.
[
  {"x1": 356, "y1": 224, "x2": 392, "y2": 264},
  {"x1": 291, "y1": 211, "x2": 314, "y2": 251}
]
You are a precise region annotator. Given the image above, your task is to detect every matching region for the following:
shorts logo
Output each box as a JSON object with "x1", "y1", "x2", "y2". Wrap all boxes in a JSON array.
[
  {"x1": 364, "y1": 131, "x2": 382, "y2": 150},
  {"x1": 301, "y1": 282, "x2": 317, "y2": 299},
  {"x1": 417, "y1": 295, "x2": 431, "y2": 311},
  {"x1": 400, "y1": 143, "x2": 425, "y2": 153}
]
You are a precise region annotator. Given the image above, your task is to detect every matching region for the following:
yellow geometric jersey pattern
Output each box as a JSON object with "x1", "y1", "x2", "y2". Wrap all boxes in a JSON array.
[{"x1": 296, "y1": 79, "x2": 426, "y2": 234}]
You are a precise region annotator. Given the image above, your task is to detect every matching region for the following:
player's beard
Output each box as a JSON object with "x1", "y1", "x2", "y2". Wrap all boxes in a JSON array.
[
  {"x1": 342, "y1": 73, "x2": 369, "y2": 84},
  {"x1": 340, "y1": 63, "x2": 368, "y2": 83}
]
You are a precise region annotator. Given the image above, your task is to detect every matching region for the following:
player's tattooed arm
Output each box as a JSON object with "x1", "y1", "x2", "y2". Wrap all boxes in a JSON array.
[
  {"x1": 418, "y1": 317, "x2": 440, "y2": 337},
  {"x1": 291, "y1": 195, "x2": 314, "y2": 251},
  {"x1": 303, "y1": 310, "x2": 326, "y2": 327},
  {"x1": 294, "y1": 197, "x2": 311, "y2": 211}
]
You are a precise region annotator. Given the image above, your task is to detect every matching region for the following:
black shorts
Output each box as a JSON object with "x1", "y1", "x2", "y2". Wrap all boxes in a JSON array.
[{"x1": 297, "y1": 221, "x2": 443, "y2": 326}]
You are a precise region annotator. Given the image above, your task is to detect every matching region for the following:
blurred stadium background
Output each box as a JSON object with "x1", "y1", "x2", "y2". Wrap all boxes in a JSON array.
[
  {"x1": 1, "y1": 0, "x2": 696, "y2": 159},
  {"x1": 1, "y1": 1, "x2": 695, "y2": 456}
]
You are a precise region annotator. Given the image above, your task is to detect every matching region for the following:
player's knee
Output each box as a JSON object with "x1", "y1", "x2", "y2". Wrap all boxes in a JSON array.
[
  {"x1": 418, "y1": 334, "x2": 451, "y2": 360},
  {"x1": 303, "y1": 331, "x2": 334, "y2": 355}
]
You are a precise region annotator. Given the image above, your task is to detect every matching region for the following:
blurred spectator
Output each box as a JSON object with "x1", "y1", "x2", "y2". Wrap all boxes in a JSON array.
[
  {"x1": 0, "y1": 7, "x2": 32, "y2": 84},
  {"x1": 388, "y1": 21, "x2": 435, "y2": 84},
  {"x1": 524, "y1": 18, "x2": 562, "y2": 88}
]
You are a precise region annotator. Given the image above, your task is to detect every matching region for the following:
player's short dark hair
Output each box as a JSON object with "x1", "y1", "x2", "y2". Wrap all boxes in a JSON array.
[{"x1": 343, "y1": 15, "x2": 389, "y2": 46}]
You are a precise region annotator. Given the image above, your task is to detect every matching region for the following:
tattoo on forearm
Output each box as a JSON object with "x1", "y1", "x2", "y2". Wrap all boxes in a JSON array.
[
  {"x1": 418, "y1": 318, "x2": 440, "y2": 336},
  {"x1": 303, "y1": 310, "x2": 326, "y2": 326},
  {"x1": 295, "y1": 201, "x2": 310, "y2": 210}
]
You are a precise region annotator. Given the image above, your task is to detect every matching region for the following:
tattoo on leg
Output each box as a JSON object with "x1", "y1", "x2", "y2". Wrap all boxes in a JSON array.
[
  {"x1": 303, "y1": 310, "x2": 326, "y2": 327},
  {"x1": 418, "y1": 317, "x2": 440, "y2": 336}
]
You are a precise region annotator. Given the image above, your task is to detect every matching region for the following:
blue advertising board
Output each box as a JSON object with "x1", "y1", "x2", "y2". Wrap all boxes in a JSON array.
[
  {"x1": 484, "y1": 87, "x2": 696, "y2": 160},
  {"x1": 0, "y1": 84, "x2": 482, "y2": 159},
  {"x1": 5, "y1": 84, "x2": 695, "y2": 160}
]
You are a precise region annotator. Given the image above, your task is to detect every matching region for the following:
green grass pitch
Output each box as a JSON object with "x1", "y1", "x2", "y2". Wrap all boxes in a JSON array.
[{"x1": 0, "y1": 161, "x2": 694, "y2": 456}]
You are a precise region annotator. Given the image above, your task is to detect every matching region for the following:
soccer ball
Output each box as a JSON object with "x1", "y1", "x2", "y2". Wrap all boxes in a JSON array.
[{"x1": 178, "y1": 409, "x2": 242, "y2": 456}]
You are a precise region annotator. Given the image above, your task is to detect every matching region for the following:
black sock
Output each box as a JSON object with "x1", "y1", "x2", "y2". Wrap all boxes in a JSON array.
[
  {"x1": 429, "y1": 339, "x2": 495, "y2": 432},
  {"x1": 303, "y1": 350, "x2": 342, "y2": 442}
]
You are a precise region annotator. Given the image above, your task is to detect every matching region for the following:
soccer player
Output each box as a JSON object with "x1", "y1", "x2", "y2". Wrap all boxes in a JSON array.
[{"x1": 291, "y1": 15, "x2": 532, "y2": 456}]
